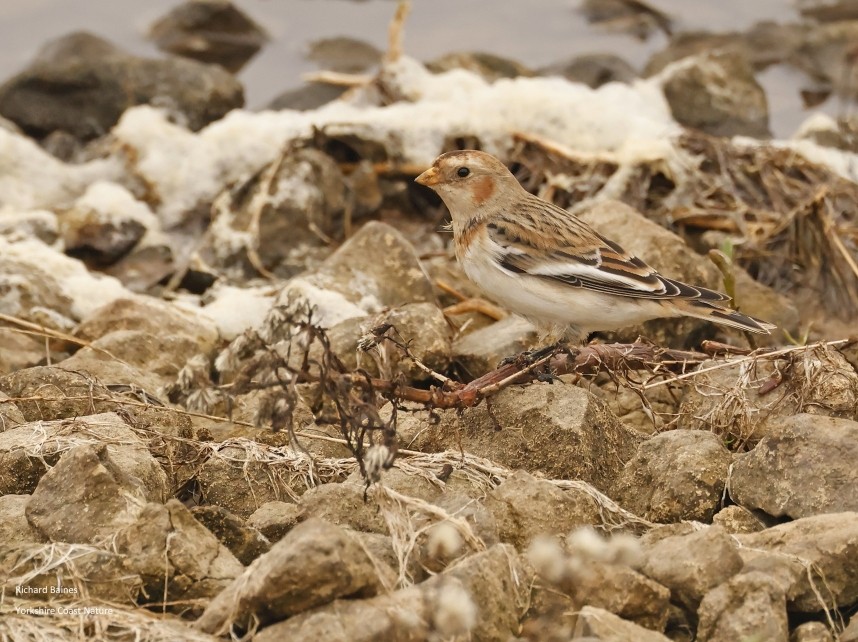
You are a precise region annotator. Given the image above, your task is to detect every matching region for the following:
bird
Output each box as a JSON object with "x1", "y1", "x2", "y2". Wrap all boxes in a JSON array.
[{"x1": 415, "y1": 149, "x2": 775, "y2": 344}]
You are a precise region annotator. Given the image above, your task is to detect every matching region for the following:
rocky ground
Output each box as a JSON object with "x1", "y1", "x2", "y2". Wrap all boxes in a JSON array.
[{"x1": 1, "y1": 1, "x2": 858, "y2": 641}]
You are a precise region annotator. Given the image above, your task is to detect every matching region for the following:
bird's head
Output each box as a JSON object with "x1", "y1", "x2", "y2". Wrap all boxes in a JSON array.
[{"x1": 415, "y1": 150, "x2": 521, "y2": 222}]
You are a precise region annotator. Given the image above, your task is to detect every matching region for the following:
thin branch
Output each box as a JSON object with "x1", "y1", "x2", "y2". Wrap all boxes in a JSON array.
[{"x1": 642, "y1": 339, "x2": 852, "y2": 390}]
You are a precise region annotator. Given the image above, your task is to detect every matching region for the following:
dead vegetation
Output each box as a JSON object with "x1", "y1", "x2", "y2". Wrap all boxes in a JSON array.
[
  {"x1": 510, "y1": 130, "x2": 858, "y2": 319},
  {"x1": 153, "y1": 304, "x2": 858, "y2": 482}
]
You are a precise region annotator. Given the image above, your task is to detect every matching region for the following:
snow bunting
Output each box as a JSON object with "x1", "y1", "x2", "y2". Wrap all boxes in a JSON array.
[{"x1": 415, "y1": 150, "x2": 775, "y2": 342}]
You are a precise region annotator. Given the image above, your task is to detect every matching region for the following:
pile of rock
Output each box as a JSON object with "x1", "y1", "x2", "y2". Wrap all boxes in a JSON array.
[{"x1": 2, "y1": 1, "x2": 858, "y2": 641}]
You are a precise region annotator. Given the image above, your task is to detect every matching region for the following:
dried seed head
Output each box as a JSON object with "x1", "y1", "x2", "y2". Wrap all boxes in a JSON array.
[
  {"x1": 432, "y1": 580, "x2": 476, "y2": 637},
  {"x1": 364, "y1": 444, "x2": 392, "y2": 483},
  {"x1": 526, "y1": 535, "x2": 566, "y2": 583},
  {"x1": 214, "y1": 345, "x2": 239, "y2": 374},
  {"x1": 427, "y1": 522, "x2": 463, "y2": 560},
  {"x1": 185, "y1": 387, "x2": 220, "y2": 413},
  {"x1": 566, "y1": 526, "x2": 611, "y2": 563}
]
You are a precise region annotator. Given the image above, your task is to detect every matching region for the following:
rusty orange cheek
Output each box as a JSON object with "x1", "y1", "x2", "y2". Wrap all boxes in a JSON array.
[{"x1": 471, "y1": 176, "x2": 495, "y2": 206}]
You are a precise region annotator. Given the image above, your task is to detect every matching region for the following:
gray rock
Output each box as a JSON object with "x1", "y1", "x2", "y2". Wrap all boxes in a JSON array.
[
  {"x1": 114, "y1": 499, "x2": 244, "y2": 608},
  {"x1": 0, "y1": 31, "x2": 243, "y2": 140},
  {"x1": 426, "y1": 51, "x2": 532, "y2": 81},
  {"x1": 0, "y1": 542, "x2": 141, "y2": 603},
  {"x1": 64, "y1": 329, "x2": 204, "y2": 389},
  {"x1": 729, "y1": 414, "x2": 858, "y2": 519},
  {"x1": 320, "y1": 302, "x2": 452, "y2": 382},
  {"x1": 519, "y1": 589, "x2": 578, "y2": 641},
  {"x1": 736, "y1": 512, "x2": 858, "y2": 611},
  {"x1": 540, "y1": 54, "x2": 637, "y2": 87},
  {"x1": 148, "y1": 0, "x2": 267, "y2": 73},
  {"x1": 798, "y1": 0, "x2": 858, "y2": 21},
  {"x1": 0, "y1": 331, "x2": 44, "y2": 380},
  {"x1": 612, "y1": 429, "x2": 732, "y2": 523},
  {"x1": 561, "y1": 561, "x2": 671, "y2": 632},
  {"x1": 306, "y1": 37, "x2": 381, "y2": 73},
  {"x1": 59, "y1": 184, "x2": 151, "y2": 265},
  {"x1": 246, "y1": 500, "x2": 303, "y2": 541},
  {"x1": 591, "y1": 381, "x2": 679, "y2": 435},
  {"x1": 409, "y1": 383, "x2": 642, "y2": 492},
  {"x1": 253, "y1": 543, "x2": 530, "y2": 642},
  {"x1": 298, "y1": 482, "x2": 387, "y2": 534},
  {"x1": 791, "y1": 621, "x2": 835, "y2": 642},
  {"x1": 711, "y1": 505, "x2": 765, "y2": 534},
  {"x1": 347, "y1": 465, "x2": 444, "y2": 503},
  {"x1": 118, "y1": 401, "x2": 200, "y2": 492},
  {"x1": 0, "y1": 411, "x2": 164, "y2": 497},
  {"x1": 58, "y1": 343, "x2": 170, "y2": 395},
  {"x1": 0, "y1": 257, "x2": 73, "y2": 324},
  {"x1": 645, "y1": 24, "x2": 804, "y2": 76},
  {"x1": 75, "y1": 296, "x2": 220, "y2": 355},
  {"x1": 205, "y1": 148, "x2": 352, "y2": 278},
  {"x1": 0, "y1": 495, "x2": 45, "y2": 546},
  {"x1": 267, "y1": 83, "x2": 348, "y2": 111},
  {"x1": 26, "y1": 441, "x2": 166, "y2": 544},
  {"x1": 793, "y1": 22, "x2": 858, "y2": 100},
  {"x1": 731, "y1": 266, "x2": 801, "y2": 337},
  {"x1": 452, "y1": 315, "x2": 538, "y2": 377},
  {"x1": 433, "y1": 492, "x2": 500, "y2": 549},
  {"x1": 579, "y1": 0, "x2": 671, "y2": 40},
  {"x1": 191, "y1": 505, "x2": 271, "y2": 565},
  {"x1": 697, "y1": 571, "x2": 788, "y2": 642},
  {"x1": 102, "y1": 242, "x2": 176, "y2": 293},
  {"x1": 572, "y1": 605, "x2": 672, "y2": 641},
  {"x1": 0, "y1": 366, "x2": 116, "y2": 422},
  {"x1": 680, "y1": 349, "x2": 858, "y2": 446},
  {"x1": 280, "y1": 221, "x2": 436, "y2": 317},
  {"x1": 639, "y1": 525, "x2": 743, "y2": 610},
  {"x1": 0, "y1": 391, "x2": 25, "y2": 429},
  {"x1": 661, "y1": 50, "x2": 769, "y2": 138},
  {"x1": 483, "y1": 470, "x2": 601, "y2": 549},
  {"x1": 196, "y1": 518, "x2": 392, "y2": 634},
  {"x1": 196, "y1": 445, "x2": 300, "y2": 519},
  {"x1": 349, "y1": 529, "x2": 425, "y2": 582}
]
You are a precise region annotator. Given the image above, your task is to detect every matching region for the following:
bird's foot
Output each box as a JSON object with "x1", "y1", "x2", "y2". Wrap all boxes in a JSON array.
[
  {"x1": 498, "y1": 342, "x2": 564, "y2": 368},
  {"x1": 535, "y1": 367, "x2": 560, "y2": 384}
]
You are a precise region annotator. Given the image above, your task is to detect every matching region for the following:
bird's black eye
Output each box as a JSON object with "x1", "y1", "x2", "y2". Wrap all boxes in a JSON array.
[{"x1": 457, "y1": 166, "x2": 470, "y2": 178}]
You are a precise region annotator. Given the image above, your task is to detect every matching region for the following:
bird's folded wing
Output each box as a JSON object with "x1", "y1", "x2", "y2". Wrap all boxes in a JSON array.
[{"x1": 486, "y1": 221, "x2": 730, "y2": 302}]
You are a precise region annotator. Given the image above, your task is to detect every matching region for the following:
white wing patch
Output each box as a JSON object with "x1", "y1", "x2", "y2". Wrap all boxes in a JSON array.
[{"x1": 525, "y1": 260, "x2": 661, "y2": 293}]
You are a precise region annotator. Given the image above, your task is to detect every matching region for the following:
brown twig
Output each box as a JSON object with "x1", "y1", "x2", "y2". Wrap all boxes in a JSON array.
[
  {"x1": 0, "y1": 312, "x2": 128, "y2": 365},
  {"x1": 340, "y1": 342, "x2": 708, "y2": 409}
]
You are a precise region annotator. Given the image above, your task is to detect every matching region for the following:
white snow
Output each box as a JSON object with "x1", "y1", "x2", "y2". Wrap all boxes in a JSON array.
[
  {"x1": 0, "y1": 209, "x2": 58, "y2": 243},
  {"x1": 0, "y1": 236, "x2": 132, "y2": 320},
  {"x1": 0, "y1": 128, "x2": 122, "y2": 212},
  {"x1": 188, "y1": 283, "x2": 277, "y2": 340},
  {"x1": 276, "y1": 278, "x2": 368, "y2": 328},
  {"x1": 73, "y1": 181, "x2": 159, "y2": 228},
  {"x1": 111, "y1": 57, "x2": 679, "y2": 226}
]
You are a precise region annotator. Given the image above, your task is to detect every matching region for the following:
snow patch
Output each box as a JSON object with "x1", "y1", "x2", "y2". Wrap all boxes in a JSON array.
[
  {"x1": 0, "y1": 236, "x2": 131, "y2": 319},
  {"x1": 191, "y1": 283, "x2": 277, "y2": 340}
]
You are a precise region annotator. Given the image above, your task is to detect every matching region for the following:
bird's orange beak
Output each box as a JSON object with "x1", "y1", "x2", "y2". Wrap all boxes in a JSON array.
[{"x1": 415, "y1": 166, "x2": 440, "y2": 187}]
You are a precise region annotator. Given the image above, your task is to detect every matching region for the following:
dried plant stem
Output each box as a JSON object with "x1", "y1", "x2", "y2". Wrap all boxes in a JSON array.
[
  {"x1": 643, "y1": 339, "x2": 852, "y2": 391},
  {"x1": 0, "y1": 312, "x2": 125, "y2": 364},
  {"x1": 344, "y1": 342, "x2": 708, "y2": 408},
  {"x1": 384, "y1": 0, "x2": 411, "y2": 64}
]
